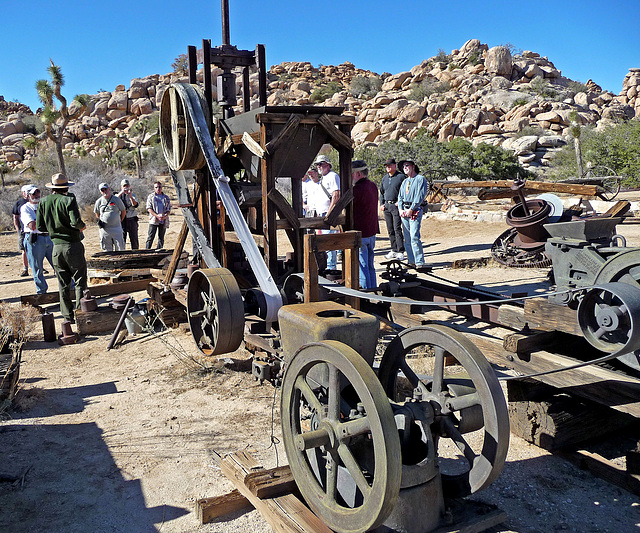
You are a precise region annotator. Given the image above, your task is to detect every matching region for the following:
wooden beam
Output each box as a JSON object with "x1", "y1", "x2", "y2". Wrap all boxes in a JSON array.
[
  {"x1": 264, "y1": 114, "x2": 301, "y2": 155},
  {"x1": 244, "y1": 465, "x2": 298, "y2": 499},
  {"x1": 196, "y1": 489, "x2": 253, "y2": 524},
  {"x1": 220, "y1": 451, "x2": 332, "y2": 533},
  {"x1": 163, "y1": 220, "x2": 190, "y2": 286},
  {"x1": 21, "y1": 278, "x2": 154, "y2": 306},
  {"x1": 523, "y1": 299, "x2": 582, "y2": 336},
  {"x1": 276, "y1": 214, "x2": 346, "y2": 231},
  {"x1": 241, "y1": 131, "x2": 265, "y2": 158},
  {"x1": 324, "y1": 188, "x2": 353, "y2": 228},
  {"x1": 76, "y1": 306, "x2": 122, "y2": 335},
  {"x1": 257, "y1": 113, "x2": 354, "y2": 126},
  {"x1": 317, "y1": 113, "x2": 353, "y2": 151},
  {"x1": 267, "y1": 188, "x2": 301, "y2": 230},
  {"x1": 435, "y1": 179, "x2": 599, "y2": 196}
]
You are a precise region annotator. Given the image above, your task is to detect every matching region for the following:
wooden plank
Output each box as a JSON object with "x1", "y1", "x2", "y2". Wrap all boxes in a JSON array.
[
  {"x1": 163, "y1": 220, "x2": 189, "y2": 285},
  {"x1": 224, "y1": 230, "x2": 265, "y2": 249},
  {"x1": 265, "y1": 114, "x2": 301, "y2": 155},
  {"x1": 21, "y1": 278, "x2": 154, "y2": 306},
  {"x1": 468, "y1": 332, "x2": 640, "y2": 418},
  {"x1": 324, "y1": 188, "x2": 353, "y2": 228},
  {"x1": 558, "y1": 449, "x2": 640, "y2": 496},
  {"x1": 196, "y1": 489, "x2": 253, "y2": 524},
  {"x1": 220, "y1": 451, "x2": 332, "y2": 533},
  {"x1": 503, "y1": 330, "x2": 559, "y2": 355},
  {"x1": 257, "y1": 112, "x2": 354, "y2": 126},
  {"x1": 435, "y1": 179, "x2": 599, "y2": 196},
  {"x1": 523, "y1": 299, "x2": 582, "y2": 336},
  {"x1": 602, "y1": 200, "x2": 631, "y2": 218},
  {"x1": 317, "y1": 113, "x2": 353, "y2": 151},
  {"x1": 268, "y1": 188, "x2": 301, "y2": 230},
  {"x1": 244, "y1": 465, "x2": 298, "y2": 499},
  {"x1": 277, "y1": 214, "x2": 346, "y2": 231}
]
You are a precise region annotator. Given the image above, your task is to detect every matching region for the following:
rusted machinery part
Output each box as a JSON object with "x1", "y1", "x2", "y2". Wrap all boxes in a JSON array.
[
  {"x1": 281, "y1": 341, "x2": 402, "y2": 533},
  {"x1": 377, "y1": 325, "x2": 510, "y2": 499},
  {"x1": 159, "y1": 84, "x2": 211, "y2": 171},
  {"x1": 505, "y1": 199, "x2": 551, "y2": 249},
  {"x1": 490, "y1": 227, "x2": 552, "y2": 268},
  {"x1": 186, "y1": 268, "x2": 244, "y2": 356},
  {"x1": 381, "y1": 260, "x2": 406, "y2": 282},
  {"x1": 577, "y1": 283, "x2": 640, "y2": 371}
]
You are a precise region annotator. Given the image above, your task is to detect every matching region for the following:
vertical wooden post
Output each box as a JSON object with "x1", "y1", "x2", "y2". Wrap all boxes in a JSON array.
[
  {"x1": 256, "y1": 45, "x2": 267, "y2": 107},
  {"x1": 187, "y1": 45, "x2": 198, "y2": 84},
  {"x1": 304, "y1": 234, "x2": 319, "y2": 303}
]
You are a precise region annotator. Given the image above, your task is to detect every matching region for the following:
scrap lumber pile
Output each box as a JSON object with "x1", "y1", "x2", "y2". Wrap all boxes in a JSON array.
[{"x1": 147, "y1": 281, "x2": 186, "y2": 326}]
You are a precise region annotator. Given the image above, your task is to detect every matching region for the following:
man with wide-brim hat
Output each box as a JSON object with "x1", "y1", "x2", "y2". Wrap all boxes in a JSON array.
[
  {"x1": 37, "y1": 173, "x2": 87, "y2": 326},
  {"x1": 396, "y1": 160, "x2": 429, "y2": 269}
]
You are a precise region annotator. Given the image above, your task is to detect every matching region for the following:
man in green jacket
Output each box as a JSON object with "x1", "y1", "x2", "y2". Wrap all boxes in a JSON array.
[{"x1": 36, "y1": 173, "x2": 87, "y2": 324}]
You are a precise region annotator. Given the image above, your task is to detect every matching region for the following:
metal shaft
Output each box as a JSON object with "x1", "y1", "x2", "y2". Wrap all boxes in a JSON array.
[{"x1": 221, "y1": 0, "x2": 230, "y2": 45}]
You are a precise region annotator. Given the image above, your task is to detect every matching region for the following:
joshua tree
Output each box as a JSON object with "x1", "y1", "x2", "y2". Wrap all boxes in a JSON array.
[
  {"x1": 0, "y1": 161, "x2": 9, "y2": 190},
  {"x1": 568, "y1": 110, "x2": 584, "y2": 177},
  {"x1": 35, "y1": 60, "x2": 90, "y2": 175}
]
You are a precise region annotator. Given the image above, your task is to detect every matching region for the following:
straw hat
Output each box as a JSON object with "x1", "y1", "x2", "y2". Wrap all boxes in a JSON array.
[{"x1": 45, "y1": 173, "x2": 75, "y2": 189}]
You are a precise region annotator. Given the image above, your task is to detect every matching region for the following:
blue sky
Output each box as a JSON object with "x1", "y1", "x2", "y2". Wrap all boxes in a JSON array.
[{"x1": 1, "y1": 0, "x2": 638, "y2": 112}]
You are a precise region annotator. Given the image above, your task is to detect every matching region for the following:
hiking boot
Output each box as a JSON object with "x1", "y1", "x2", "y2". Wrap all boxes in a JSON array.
[{"x1": 20, "y1": 267, "x2": 28, "y2": 277}]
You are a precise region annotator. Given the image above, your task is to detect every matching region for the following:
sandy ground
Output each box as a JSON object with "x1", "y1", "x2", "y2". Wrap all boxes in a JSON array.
[{"x1": 1, "y1": 192, "x2": 640, "y2": 533}]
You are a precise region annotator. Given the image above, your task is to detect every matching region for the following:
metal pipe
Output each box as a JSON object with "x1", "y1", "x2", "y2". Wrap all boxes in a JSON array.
[
  {"x1": 221, "y1": 0, "x2": 230, "y2": 45},
  {"x1": 107, "y1": 297, "x2": 134, "y2": 351}
]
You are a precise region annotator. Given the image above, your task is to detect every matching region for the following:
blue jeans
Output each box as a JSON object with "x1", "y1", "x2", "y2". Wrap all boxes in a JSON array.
[
  {"x1": 359, "y1": 235, "x2": 377, "y2": 289},
  {"x1": 401, "y1": 213, "x2": 425, "y2": 266},
  {"x1": 24, "y1": 234, "x2": 54, "y2": 294}
]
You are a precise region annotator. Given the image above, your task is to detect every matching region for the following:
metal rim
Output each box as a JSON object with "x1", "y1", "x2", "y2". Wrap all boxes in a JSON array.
[
  {"x1": 490, "y1": 227, "x2": 552, "y2": 268},
  {"x1": 281, "y1": 340, "x2": 402, "y2": 533},
  {"x1": 577, "y1": 282, "x2": 640, "y2": 356},
  {"x1": 159, "y1": 84, "x2": 210, "y2": 170},
  {"x1": 377, "y1": 325, "x2": 510, "y2": 498},
  {"x1": 591, "y1": 165, "x2": 621, "y2": 201},
  {"x1": 186, "y1": 268, "x2": 244, "y2": 356}
]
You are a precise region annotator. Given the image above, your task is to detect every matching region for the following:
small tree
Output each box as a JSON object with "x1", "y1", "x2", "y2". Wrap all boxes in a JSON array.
[
  {"x1": 129, "y1": 113, "x2": 158, "y2": 179},
  {"x1": 568, "y1": 110, "x2": 584, "y2": 177},
  {"x1": 0, "y1": 162, "x2": 9, "y2": 190},
  {"x1": 35, "y1": 60, "x2": 90, "y2": 175},
  {"x1": 172, "y1": 54, "x2": 188, "y2": 76}
]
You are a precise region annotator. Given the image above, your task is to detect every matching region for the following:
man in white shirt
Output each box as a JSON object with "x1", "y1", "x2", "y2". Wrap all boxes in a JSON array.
[
  {"x1": 311, "y1": 154, "x2": 340, "y2": 270},
  {"x1": 20, "y1": 186, "x2": 54, "y2": 294}
]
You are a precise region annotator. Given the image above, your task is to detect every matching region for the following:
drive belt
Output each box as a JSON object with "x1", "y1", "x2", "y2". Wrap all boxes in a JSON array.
[{"x1": 174, "y1": 83, "x2": 283, "y2": 322}]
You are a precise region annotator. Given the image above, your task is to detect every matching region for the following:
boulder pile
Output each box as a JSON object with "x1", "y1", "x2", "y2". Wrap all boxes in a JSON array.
[{"x1": 0, "y1": 38, "x2": 638, "y2": 176}]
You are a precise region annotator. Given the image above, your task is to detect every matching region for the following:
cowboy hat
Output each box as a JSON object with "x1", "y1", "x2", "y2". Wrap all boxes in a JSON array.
[{"x1": 46, "y1": 173, "x2": 75, "y2": 189}]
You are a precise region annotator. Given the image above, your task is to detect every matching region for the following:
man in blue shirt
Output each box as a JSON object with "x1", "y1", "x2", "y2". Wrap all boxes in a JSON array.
[{"x1": 397, "y1": 160, "x2": 429, "y2": 269}]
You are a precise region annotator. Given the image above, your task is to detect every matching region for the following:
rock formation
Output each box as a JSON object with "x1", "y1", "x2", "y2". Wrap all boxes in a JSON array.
[{"x1": 0, "y1": 39, "x2": 638, "y2": 176}]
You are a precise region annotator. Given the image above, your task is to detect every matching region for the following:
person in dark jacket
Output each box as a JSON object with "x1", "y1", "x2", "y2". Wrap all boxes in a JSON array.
[
  {"x1": 36, "y1": 173, "x2": 87, "y2": 324},
  {"x1": 379, "y1": 158, "x2": 406, "y2": 260},
  {"x1": 352, "y1": 160, "x2": 380, "y2": 289}
]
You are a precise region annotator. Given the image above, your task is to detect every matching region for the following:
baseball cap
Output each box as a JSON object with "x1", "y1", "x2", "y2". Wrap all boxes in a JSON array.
[
  {"x1": 385, "y1": 158, "x2": 396, "y2": 166},
  {"x1": 21, "y1": 184, "x2": 34, "y2": 193},
  {"x1": 27, "y1": 186, "x2": 40, "y2": 195},
  {"x1": 98, "y1": 182, "x2": 109, "y2": 191},
  {"x1": 121, "y1": 179, "x2": 130, "y2": 186}
]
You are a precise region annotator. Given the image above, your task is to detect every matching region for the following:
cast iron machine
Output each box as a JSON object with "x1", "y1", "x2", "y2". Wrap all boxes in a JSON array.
[{"x1": 157, "y1": 2, "x2": 511, "y2": 531}]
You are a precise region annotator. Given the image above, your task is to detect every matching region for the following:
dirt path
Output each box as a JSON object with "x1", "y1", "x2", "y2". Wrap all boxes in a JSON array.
[{"x1": 1, "y1": 200, "x2": 639, "y2": 532}]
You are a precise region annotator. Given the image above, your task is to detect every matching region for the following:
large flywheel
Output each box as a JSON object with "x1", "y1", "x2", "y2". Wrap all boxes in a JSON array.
[
  {"x1": 377, "y1": 325, "x2": 509, "y2": 498},
  {"x1": 281, "y1": 341, "x2": 402, "y2": 533},
  {"x1": 186, "y1": 268, "x2": 244, "y2": 356},
  {"x1": 160, "y1": 83, "x2": 211, "y2": 171}
]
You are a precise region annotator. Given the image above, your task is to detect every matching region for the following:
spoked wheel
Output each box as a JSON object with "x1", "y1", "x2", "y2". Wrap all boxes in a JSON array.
[
  {"x1": 281, "y1": 341, "x2": 402, "y2": 533},
  {"x1": 490, "y1": 228, "x2": 551, "y2": 268},
  {"x1": 577, "y1": 283, "x2": 640, "y2": 370},
  {"x1": 186, "y1": 268, "x2": 244, "y2": 356},
  {"x1": 383, "y1": 260, "x2": 406, "y2": 282},
  {"x1": 159, "y1": 83, "x2": 210, "y2": 171},
  {"x1": 590, "y1": 165, "x2": 621, "y2": 201},
  {"x1": 378, "y1": 325, "x2": 509, "y2": 498}
]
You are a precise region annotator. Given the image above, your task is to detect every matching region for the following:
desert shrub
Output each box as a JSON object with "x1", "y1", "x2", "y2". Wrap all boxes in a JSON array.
[
  {"x1": 309, "y1": 81, "x2": 344, "y2": 104},
  {"x1": 172, "y1": 54, "x2": 188, "y2": 75},
  {"x1": 408, "y1": 79, "x2": 450, "y2": 101},
  {"x1": 567, "y1": 80, "x2": 590, "y2": 94},
  {"x1": 548, "y1": 120, "x2": 640, "y2": 185},
  {"x1": 431, "y1": 48, "x2": 452, "y2": 66},
  {"x1": 511, "y1": 98, "x2": 529, "y2": 109},
  {"x1": 20, "y1": 114, "x2": 44, "y2": 135},
  {"x1": 349, "y1": 76, "x2": 382, "y2": 98},
  {"x1": 527, "y1": 76, "x2": 558, "y2": 99},
  {"x1": 467, "y1": 51, "x2": 481, "y2": 66},
  {"x1": 354, "y1": 131, "x2": 529, "y2": 184}
]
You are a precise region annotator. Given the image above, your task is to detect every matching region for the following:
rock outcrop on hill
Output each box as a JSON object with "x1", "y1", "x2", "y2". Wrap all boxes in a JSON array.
[{"x1": 1, "y1": 39, "x2": 638, "y2": 176}]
